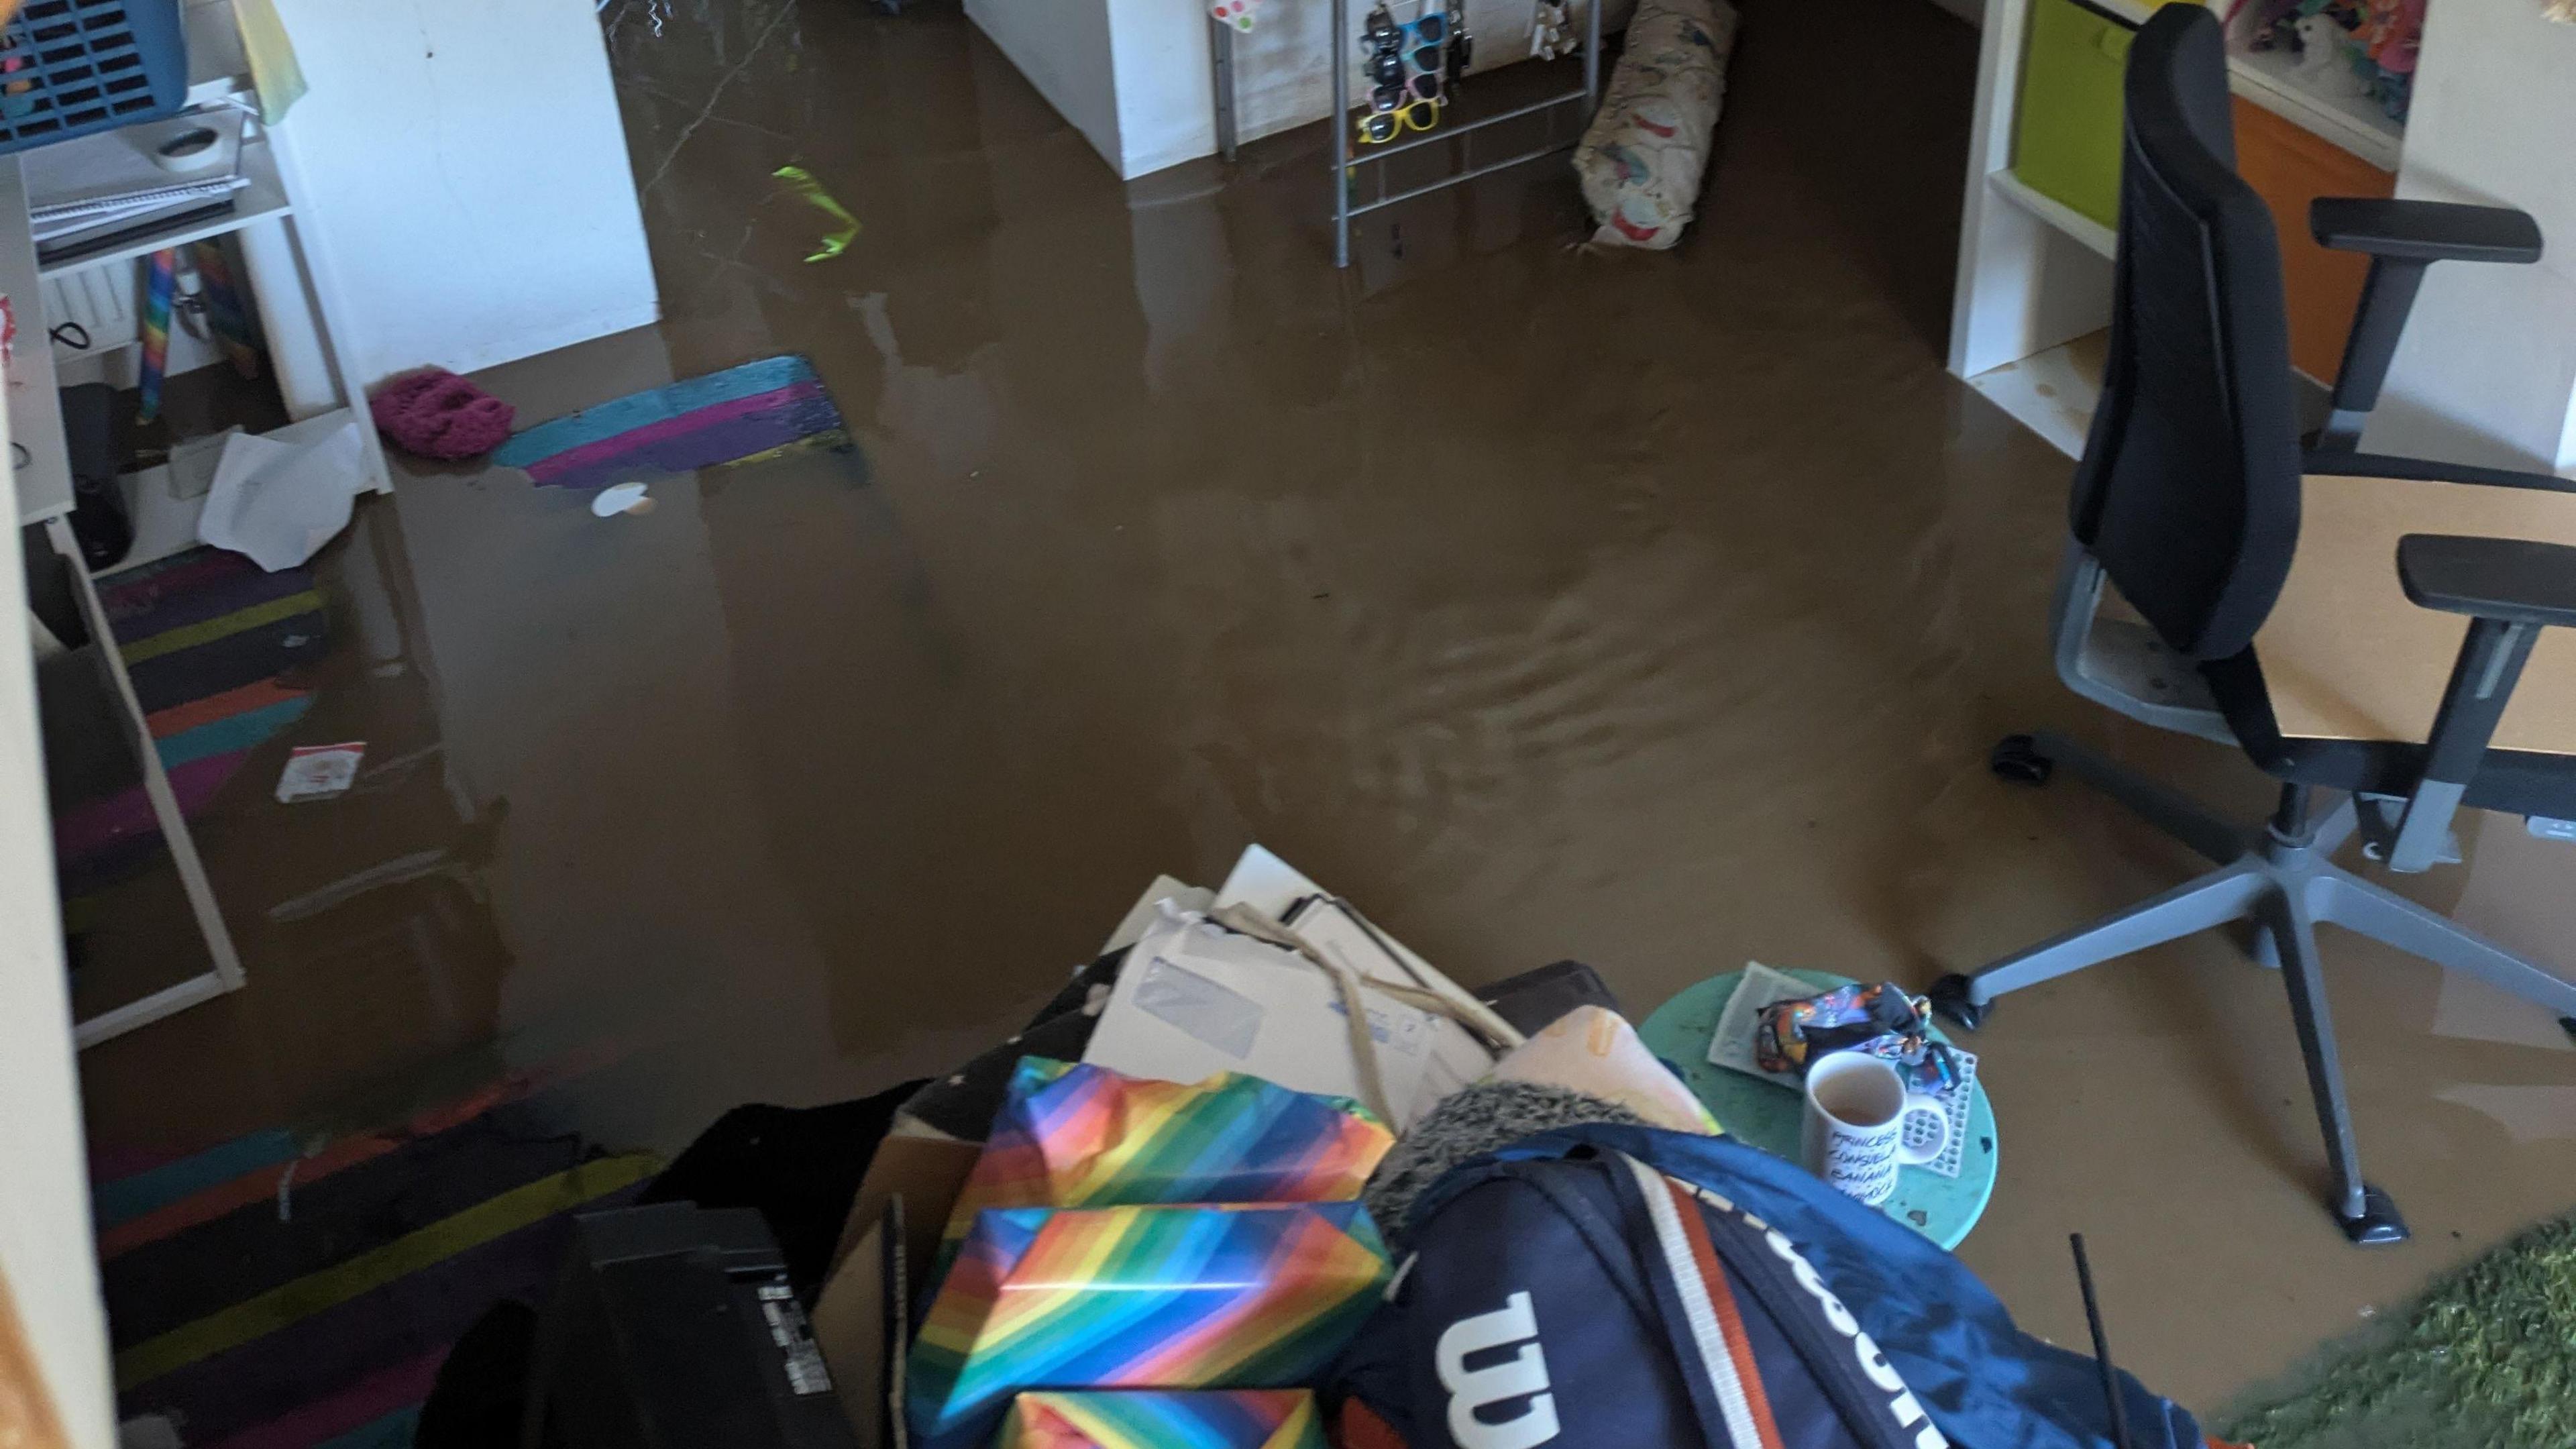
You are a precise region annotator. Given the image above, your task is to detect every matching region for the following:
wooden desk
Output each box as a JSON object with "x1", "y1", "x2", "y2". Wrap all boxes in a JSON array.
[{"x1": 2260, "y1": 472, "x2": 2576, "y2": 755}]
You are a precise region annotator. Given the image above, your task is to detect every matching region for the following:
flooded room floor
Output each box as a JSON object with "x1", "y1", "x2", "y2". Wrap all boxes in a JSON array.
[{"x1": 72, "y1": 0, "x2": 2576, "y2": 1425}]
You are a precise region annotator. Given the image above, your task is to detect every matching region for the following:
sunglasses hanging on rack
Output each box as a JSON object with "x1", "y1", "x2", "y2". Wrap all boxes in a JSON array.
[
  {"x1": 1329, "y1": 0, "x2": 1585, "y2": 269},
  {"x1": 1354, "y1": 1, "x2": 1463, "y2": 146}
]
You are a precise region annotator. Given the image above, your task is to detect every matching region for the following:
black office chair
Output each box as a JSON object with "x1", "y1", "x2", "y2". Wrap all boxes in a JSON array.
[{"x1": 1929, "y1": 5, "x2": 2576, "y2": 1245}]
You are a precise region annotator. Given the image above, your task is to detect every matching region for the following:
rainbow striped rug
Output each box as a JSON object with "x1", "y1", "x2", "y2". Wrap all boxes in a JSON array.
[
  {"x1": 490, "y1": 355, "x2": 852, "y2": 491},
  {"x1": 53, "y1": 546, "x2": 327, "y2": 896},
  {"x1": 99, "y1": 1071, "x2": 656, "y2": 1449}
]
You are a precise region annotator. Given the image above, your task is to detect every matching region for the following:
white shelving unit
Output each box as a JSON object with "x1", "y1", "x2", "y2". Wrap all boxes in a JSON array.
[
  {"x1": 2081, "y1": 0, "x2": 2403, "y2": 166},
  {"x1": 1988, "y1": 168, "x2": 2114, "y2": 259},
  {"x1": 8, "y1": 54, "x2": 391, "y2": 1045},
  {"x1": 1949, "y1": 0, "x2": 2408, "y2": 455}
]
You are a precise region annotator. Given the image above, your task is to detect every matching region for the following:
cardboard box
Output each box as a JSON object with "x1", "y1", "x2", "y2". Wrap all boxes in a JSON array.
[{"x1": 812, "y1": 1131, "x2": 981, "y2": 1447}]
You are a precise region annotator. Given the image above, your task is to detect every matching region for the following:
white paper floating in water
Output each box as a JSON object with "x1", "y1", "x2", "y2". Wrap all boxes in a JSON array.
[
  {"x1": 592, "y1": 482, "x2": 655, "y2": 517},
  {"x1": 276, "y1": 742, "x2": 366, "y2": 803}
]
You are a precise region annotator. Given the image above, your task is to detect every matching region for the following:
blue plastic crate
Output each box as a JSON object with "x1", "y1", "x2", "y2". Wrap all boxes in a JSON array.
[{"x1": 0, "y1": 0, "x2": 185, "y2": 157}]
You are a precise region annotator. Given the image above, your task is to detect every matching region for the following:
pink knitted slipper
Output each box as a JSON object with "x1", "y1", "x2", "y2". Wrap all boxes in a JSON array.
[{"x1": 370, "y1": 368, "x2": 516, "y2": 462}]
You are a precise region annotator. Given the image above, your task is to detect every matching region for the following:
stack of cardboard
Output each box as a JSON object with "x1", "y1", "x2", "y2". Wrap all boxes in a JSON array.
[
  {"x1": 810, "y1": 847, "x2": 1523, "y2": 1448},
  {"x1": 810, "y1": 845, "x2": 1715, "y2": 1448}
]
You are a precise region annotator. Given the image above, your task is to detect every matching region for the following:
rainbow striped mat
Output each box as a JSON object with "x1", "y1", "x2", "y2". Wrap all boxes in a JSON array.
[
  {"x1": 53, "y1": 546, "x2": 327, "y2": 897},
  {"x1": 99, "y1": 1071, "x2": 656, "y2": 1448},
  {"x1": 490, "y1": 355, "x2": 852, "y2": 491}
]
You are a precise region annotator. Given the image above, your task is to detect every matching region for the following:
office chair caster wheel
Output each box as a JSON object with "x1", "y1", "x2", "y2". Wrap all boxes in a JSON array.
[
  {"x1": 2337, "y1": 1185, "x2": 2410, "y2": 1246},
  {"x1": 1928, "y1": 973, "x2": 1989, "y2": 1031},
  {"x1": 1989, "y1": 735, "x2": 2053, "y2": 786}
]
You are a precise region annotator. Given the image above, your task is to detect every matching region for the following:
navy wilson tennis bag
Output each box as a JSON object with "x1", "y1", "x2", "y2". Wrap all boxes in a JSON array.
[{"x1": 1332, "y1": 1148, "x2": 1949, "y2": 1449}]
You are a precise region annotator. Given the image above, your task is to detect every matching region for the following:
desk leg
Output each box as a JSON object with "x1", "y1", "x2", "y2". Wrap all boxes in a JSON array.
[
  {"x1": 261, "y1": 126, "x2": 395, "y2": 498},
  {"x1": 235, "y1": 217, "x2": 335, "y2": 423},
  {"x1": 45, "y1": 516, "x2": 245, "y2": 1046}
]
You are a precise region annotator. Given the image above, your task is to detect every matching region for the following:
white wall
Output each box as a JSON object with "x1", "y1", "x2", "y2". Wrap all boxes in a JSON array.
[
  {"x1": 0, "y1": 433, "x2": 116, "y2": 1448},
  {"x1": 2369, "y1": 0, "x2": 2576, "y2": 474},
  {"x1": 266, "y1": 0, "x2": 660, "y2": 383}
]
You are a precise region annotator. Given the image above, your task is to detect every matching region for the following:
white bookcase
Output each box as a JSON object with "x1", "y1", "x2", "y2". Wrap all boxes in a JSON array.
[{"x1": 1945, "y1": 0, "x2": 2412, "y2": 458}]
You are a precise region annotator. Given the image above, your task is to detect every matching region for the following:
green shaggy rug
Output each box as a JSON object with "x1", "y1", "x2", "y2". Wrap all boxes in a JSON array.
[{"x1": 2222, "y1": 1209, "x2": 2576, "y2": 1449}]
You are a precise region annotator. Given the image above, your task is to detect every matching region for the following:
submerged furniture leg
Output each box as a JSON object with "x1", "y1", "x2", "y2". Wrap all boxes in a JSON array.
[
  {"x1": 1937, "y1": 758, "x2": 2423, "y2": 1242},
  {"x1": 1942, "y1": 860, "x2": 2270, "y2": 1010},
  {"x1": 1332, "y1": 0, "x2": 1352, "y2": 268},
  {"x1": 44, "y1": 516, "x2": 245, "y2": 1046},
  {"x1": 1583, "y1": 0, "x2": 1602, "y2": 111},
  {"x1": 2314, "y1": 867, "x2": 2576, "y2": 1017},
  {"x1": 1211, "y1": 15, "x2": 1239, "y2": 163},
  {"x1": 2267, "y1": 879, "x2": 2408, "y2": 1243},
  {"x1": 236, "y1": 216, "x2": 335, "y2": 421}
]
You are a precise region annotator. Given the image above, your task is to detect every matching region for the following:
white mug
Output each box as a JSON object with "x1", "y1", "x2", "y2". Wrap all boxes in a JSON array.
[{"x1": 1800, "y1": 1051, "x2": 1950, "y2": 1206}]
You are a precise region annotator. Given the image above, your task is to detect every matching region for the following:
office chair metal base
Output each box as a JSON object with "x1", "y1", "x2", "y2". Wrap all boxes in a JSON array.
[
  {"x1": 1935, "y1": 730, "x2": 2576, "y2": 1245},
  {"x1": 2339, "y1": 1185, "x2": 2410, "y2": 1246}
]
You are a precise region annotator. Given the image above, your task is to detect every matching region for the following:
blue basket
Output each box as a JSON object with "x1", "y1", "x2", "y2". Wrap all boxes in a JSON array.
[{"x1": 0, "y1": 0, "x2": 186, "y2": 157}]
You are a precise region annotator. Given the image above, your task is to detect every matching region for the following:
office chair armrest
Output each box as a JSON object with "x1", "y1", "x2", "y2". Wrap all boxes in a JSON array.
[
  {"x1": 2311, "y1": 199, "x2": 2544, "y2": 264},
  {"x1": 2307, "y1": 452, "x2": 2576, "y2": 495},
  {"x1": 2309, "y1": 201, "x2": 2548, "y2": 455},
  {"x1": 2399, "y1": 534, "x2": 2576, "y2": 627},
  {"x1": 2375, "y1": 533, "x2": 2566, "y2": 869}
]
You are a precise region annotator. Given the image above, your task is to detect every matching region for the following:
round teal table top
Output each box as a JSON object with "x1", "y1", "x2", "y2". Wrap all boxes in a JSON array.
[{"x1": 1638, "y1": 969, "x2": 1998, "y2": 1250}]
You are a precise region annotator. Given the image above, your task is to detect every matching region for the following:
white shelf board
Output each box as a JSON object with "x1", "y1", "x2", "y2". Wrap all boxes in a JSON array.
[
  {"x1": 52, "y1": 337, "x2": 140, "y2": 369},
  {"x1": 1990, "y1": 169, "x2": 2116, "y2": 259},
  {"x1": 36, "y1": 137, "x2": 293, "y2": 281},
  {"x1": 1966, "y1": 332, "x2": 2107, "y2": 460},
  {"x1": 114, "y1": 443, "x2": 223, "y2": 575},
  {"x1": 110, "y1": 407, "x2": 364, "y2": 574},
  {"x1": 2225, "y1": 44, "x2": 2404, "y2": 172}
]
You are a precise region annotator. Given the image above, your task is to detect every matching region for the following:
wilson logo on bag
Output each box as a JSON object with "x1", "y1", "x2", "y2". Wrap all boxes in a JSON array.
[{"x1": 1434, "y1": 1292, "x2": 1561, "y2": 1449}]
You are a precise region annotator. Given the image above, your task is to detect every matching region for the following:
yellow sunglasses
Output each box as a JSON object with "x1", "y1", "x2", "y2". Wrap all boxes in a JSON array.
[{"x1": 1356, "y1": 95, "x2": 1442, "y2": 144}]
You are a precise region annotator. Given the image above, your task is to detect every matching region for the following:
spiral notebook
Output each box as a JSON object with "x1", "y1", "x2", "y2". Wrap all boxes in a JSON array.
[{"x1": 26, "y1": 111, "x2": 248, "y2": 239}]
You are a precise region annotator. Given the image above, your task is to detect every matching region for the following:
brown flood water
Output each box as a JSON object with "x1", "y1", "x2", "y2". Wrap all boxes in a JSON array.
[{"x1": 72, "y1": 0, "x2": 2576, "y2": 1415}]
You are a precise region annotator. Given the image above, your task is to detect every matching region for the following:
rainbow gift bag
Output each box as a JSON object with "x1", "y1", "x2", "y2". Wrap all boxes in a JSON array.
[
  {"x1": 993, "y1": 1389, "x2": 1326, "y2": 1449},
  {"x1": 941, "y1": 1059, "x2": 1392, "y2": 1251},
  {"x1": 907, "y1": 1203, "x2": 1388, "y2": 1449}
]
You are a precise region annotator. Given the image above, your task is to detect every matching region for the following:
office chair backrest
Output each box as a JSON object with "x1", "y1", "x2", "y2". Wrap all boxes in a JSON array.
[{"x1": 2070, "y1": 5, "x2": 2303, "y2": 662}]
